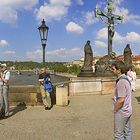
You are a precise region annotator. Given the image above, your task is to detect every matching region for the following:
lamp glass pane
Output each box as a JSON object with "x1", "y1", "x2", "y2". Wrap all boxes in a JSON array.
[{"x1": 41, "y1": 39, "x2": 46, "y2": 45}]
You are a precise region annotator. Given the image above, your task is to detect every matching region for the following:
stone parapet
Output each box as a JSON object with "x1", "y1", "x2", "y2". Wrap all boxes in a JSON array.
[
  {"x1": 69, "y1": 77, "x2": 140, "y2": 95},
  {"x1": 69, "y1": 77, "x2": 116, "y2": 95},
  {"x1": 56, "y1": 85, "x2": 68, "y2": 106},
  {"x1": 9, "y1": 85, "x2": 42, "y2": 106},
  {"x1": 136, "y1": 78, "x2": 140, "y2": 90},
  {"x1": 7, "y1": 77, "x2": 140, "y2": 105}
]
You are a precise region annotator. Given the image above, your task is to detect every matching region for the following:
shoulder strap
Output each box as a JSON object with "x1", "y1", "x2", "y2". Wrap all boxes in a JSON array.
[
  {"x1": 3, "y1": 70, "x2": 8, "y2": 79},
  {"x1": 116, "y1": 76, "x2": 131, "y2": 86},
  {"x1": 44, "y1": 76, "x2": 48, "y2": 81},
  {"x1": 2, "y1": 70, "x2": 9, "y2": 85}
]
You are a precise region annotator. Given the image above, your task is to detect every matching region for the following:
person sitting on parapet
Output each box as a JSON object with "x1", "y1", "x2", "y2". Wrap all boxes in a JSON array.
[{"x1": 38, "y1": 67, "x2": 52, "y2": 110}]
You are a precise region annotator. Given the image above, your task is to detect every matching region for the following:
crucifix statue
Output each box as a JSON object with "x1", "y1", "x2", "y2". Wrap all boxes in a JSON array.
[{"x1": 95, "y1": 0, "x2": 123, "y2": 56}]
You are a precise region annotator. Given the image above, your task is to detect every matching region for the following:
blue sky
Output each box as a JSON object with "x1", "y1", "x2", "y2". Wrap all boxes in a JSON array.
[{"x1": 0, "y1": 0, "x2": 140, "y2": 62}]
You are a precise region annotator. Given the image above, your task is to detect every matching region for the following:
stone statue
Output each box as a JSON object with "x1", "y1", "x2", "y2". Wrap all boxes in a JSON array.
[
  {"x1": 82, "y1": 40, "x2": 93, "y2": 70},
  {"x1": 94, "y1": 0, "x2": 124, "y2": 77},
  {"x1": 95, "y1": 0, "x2": 123, "y2": 55},
  {"x1": 124, "y1": 44, "x2": 132, "y2": 69},
  {"x1": 95, "y1": 51, "x2": 119, "y2": 76},
  {"x1": 78, "y1": 40, "x2": 94, "y2": 77}
]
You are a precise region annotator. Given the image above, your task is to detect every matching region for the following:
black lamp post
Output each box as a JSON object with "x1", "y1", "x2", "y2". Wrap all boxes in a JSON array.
[{"x1": 38, "y1": 19, "x2": 49, "y2": 66}]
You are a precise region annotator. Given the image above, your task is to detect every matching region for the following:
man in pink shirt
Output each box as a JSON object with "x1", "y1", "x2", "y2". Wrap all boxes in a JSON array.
[{"x1": 112, "y1": 62, "x2": 132, "y2": 140}]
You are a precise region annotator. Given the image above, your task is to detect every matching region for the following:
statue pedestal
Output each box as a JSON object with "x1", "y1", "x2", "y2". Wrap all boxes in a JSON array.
[
  {"x1": 69, "y1": 77, "x2": 116, "y2": 95},
  {"x1": 78, "y1": 69, "x2": 94, "y2": 77}
]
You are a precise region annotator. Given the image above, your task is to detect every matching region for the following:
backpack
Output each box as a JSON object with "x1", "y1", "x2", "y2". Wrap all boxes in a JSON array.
[
  {"x1": 116, "y1": 76, "x2": 131, "y2": 86},
  {"x1": 43, "y1": 77, "x2": 53, "y2": 93}
]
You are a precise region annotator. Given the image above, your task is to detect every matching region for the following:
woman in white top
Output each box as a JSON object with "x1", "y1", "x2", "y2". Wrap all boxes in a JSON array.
[
  {"x1": 131, "y1": 66, "x2": 136, "y2": 91},
  {"x1": 127, "y1": 66, "x2": 136, "y2": 92}
]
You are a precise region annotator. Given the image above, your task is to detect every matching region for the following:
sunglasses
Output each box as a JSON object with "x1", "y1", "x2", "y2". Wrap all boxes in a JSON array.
[{"x1": 111, "y1": 67, "x2": 116, "y2": 71}]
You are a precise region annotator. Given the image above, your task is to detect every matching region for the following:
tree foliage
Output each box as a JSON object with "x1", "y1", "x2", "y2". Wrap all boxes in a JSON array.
[
  {"x1": 135, "y1": 68, "x2": 140, "y2": 75},
  {"x1": 0, "y1": 61, "x2": 81, "y2": 74},
  {"x1": 68, "y1": 65, "x2": 81, "y2": 74}
]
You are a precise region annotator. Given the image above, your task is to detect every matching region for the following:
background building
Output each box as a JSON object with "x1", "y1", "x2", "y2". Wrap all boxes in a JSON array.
[{"x1": 118, "y1": 55, "x2": 140, "y2": 68}]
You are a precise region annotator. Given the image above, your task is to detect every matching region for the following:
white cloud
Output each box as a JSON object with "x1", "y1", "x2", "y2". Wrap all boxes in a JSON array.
[
  {"x1": 26, "y1": 49, "x2": 42, "y2": 60},
  {"x1": 84, "y1": 11, "x2": 98, "y2": 25},
  {"x1": 96, "y1": 0, "x2": 140, "y2": 26},
  {"x1": 115, "y1": 7, "x2": 129, "y2": 20},
  {"x1": 76, "y1": 0, "x2": 84, "y2": 5},
  {"x1": 125, "y1": 32, "x2": 140, "y2": 43},
  {"x1": 66, "y1": 21, "x2": 84, "y2": 34},
  {"x1": 95, "y1": 40, "x2": 107, "y2": 48},
  {"x1": 0, "y1": 0, "x2": 38, "y2": 24},
  {"x1": 47, "y1": 47, "x2": 83, "y2": 61},
  {"x1": 96, "y1": 28, "x2": 108, "y2": 39},
  {"x1": 50, "y1": 0, "x2": 71, "y2": 5},
  {"x1": 26, "y1": 47, "x2": 83, "y2": 61},
  {"x1": 126, "y1": 14, "x2": 140, "y2": 26},
  {"x1": 96, "y1": 27, "x2": 124, "y2": 43},
  {"x1": 95, "y1": 28, "x2": 140, "y2": 51},
  {"x1": 114, "y1": 0, "x2": 124, "y2": 5},
  {"x1": 47, "y1": 48, "x2": 67, "y2": 55},
  {"x1": 0, "y1": 40, "x2": 9, "y2": 46},
  {"x1": 53, "y1": 47, "x2": 83, "y2": 59},
  {"x1": 35, "y1": 0, "x2": 71, "y2": 22},
  {"x1": 114, "y1": 32, "x2": 124, "y2": 43},
  {"x1": 114, "y1": 3, "x2": 140, "y2": 26},
  {"x1": 4, "y1": 51, "x2": 15, "y2": 54},
  {"x1": 47, "y1": 47, "x2": 83, "y2": 56}
]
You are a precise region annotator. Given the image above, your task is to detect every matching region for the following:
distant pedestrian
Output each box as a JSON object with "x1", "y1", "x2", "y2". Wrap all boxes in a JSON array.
[
  {"x1": 127, "y1": 66, "x2": 136, "y2": 92},
  {"x1": 0, "y1": 64, "x2": 10, "y2": 118},
  {"x1": 38, "y1": 67, "x2": 52, "y2": 110},
  {"x1": 131, "y1": 66, "x2": 136, "y2": 92},
  {"x1": 0, "y1": 63, "x2": 3, "y2": 117},
  {"x1": 112, "y1": 62, "x2": 132, "y2": 140}
]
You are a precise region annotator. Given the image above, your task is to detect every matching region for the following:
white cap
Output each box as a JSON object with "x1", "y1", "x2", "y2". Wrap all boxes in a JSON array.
[{"x1": 1, "y1": 63, "x2": 7, "y2": 67}]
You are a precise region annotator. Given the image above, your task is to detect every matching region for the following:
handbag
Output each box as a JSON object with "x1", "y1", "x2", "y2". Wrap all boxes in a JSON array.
[{"x1": 43, "y1": 77, "x2": 53, "y2": 93}]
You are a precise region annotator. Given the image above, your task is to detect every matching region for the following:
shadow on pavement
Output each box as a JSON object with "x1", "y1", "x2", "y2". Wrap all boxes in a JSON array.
[
  {"x1": 50, "y1": 91, "x2": 56, "y2": 106},
  {"x1": 9, "y1": 102, "x2": 27, "y2": 117}
]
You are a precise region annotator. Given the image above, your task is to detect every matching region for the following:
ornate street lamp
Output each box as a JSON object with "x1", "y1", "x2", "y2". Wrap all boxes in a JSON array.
[{"x1": 38, "y1": 19, "x2": 49, "y2": 66}]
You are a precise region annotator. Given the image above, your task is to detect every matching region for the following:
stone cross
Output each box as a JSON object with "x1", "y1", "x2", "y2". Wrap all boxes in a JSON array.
[{"x1": 95, "y1": 0, "x2": 123, "y2": 55}]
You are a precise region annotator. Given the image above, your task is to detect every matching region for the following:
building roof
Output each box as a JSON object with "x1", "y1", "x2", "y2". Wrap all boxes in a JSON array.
[{"x1": 117, "y1": 55, "x2": 140, "y2": 61}]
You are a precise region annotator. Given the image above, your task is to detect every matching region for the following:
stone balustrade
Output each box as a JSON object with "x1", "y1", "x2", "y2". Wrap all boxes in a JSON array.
[{"x1": 8, "y1": 77, "x2": 140, "y2": 106}]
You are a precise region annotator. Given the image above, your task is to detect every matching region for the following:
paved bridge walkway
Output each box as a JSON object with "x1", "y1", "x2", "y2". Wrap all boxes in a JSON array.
[{"x1": 0, "y1": 91, "x2": 140, "y2": 140}]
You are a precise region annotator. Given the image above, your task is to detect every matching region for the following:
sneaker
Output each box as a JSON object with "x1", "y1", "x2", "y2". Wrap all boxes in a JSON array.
[
  {"x1": 45, "y1": 107, "x2": 51, "y2": 110},
  {"x1": 3, "y1": 116, "x2": 8, "y2": 119}
]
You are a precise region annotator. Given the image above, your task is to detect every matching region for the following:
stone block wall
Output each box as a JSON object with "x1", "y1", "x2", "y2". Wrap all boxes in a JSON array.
[
  {"x1": 9, "y1": 86, "x2": 42, "y2": 106},
  {"x1": 8, "y1": 77, "x2": 140, "y2": 105},
  {"x1": 69, "y1": 77, "x2": 116, "y2": 96}
]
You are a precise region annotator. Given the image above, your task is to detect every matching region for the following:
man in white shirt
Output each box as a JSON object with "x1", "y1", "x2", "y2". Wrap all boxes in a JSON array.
[
  {"x1": 0, "y1": 64, "x2": 10, "y2": 118},
  {"x1": 0, "y1": 63, "x2": 3, "y2": 117}
]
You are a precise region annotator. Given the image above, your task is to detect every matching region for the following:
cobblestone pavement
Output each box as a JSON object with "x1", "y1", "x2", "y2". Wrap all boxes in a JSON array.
[{"x1": 0, "y1": 91, "x2": 140, "y2": 140}]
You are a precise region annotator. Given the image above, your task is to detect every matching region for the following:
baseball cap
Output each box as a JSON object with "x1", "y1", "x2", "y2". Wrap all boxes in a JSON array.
[{"x1": 1, "y1": 63, "x2": 7, "y2": 67}]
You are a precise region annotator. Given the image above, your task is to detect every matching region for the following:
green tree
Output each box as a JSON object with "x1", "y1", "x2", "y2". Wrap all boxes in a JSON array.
[
  {"x1": 68, "y1": 65, "x2": 81, "y2": 74},
  {"x1": 52, "y1": 62, "x2": 68, "y2": 72},
  {"x1": 135, "y1": 68, "x2": 140, "y2": 75}
]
